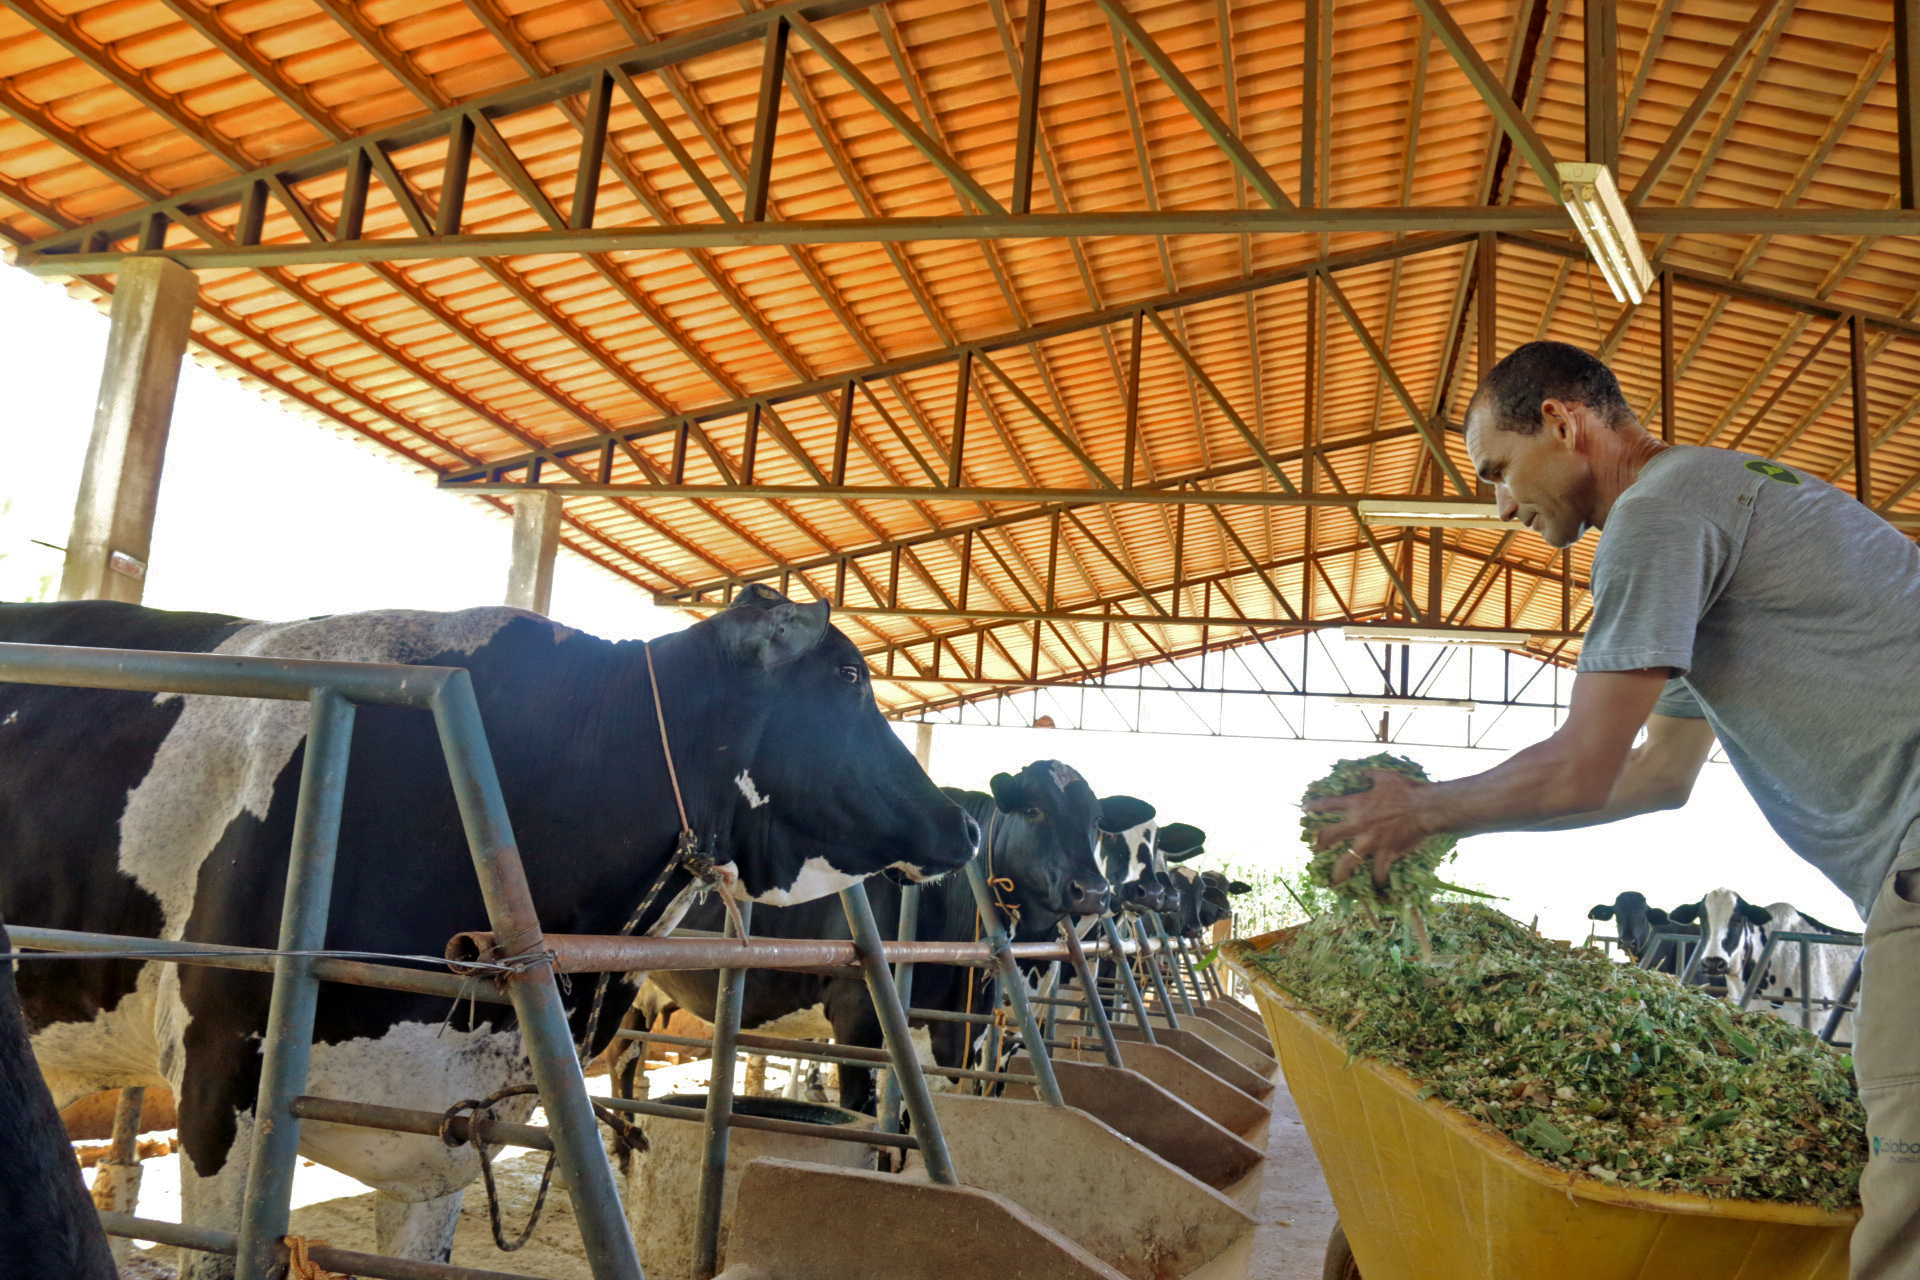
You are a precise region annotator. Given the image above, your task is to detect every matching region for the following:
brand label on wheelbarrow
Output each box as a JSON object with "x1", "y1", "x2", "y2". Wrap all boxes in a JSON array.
[{"x1": 1872, "y1": 1136, "x2": 1920, "y2": 1163}]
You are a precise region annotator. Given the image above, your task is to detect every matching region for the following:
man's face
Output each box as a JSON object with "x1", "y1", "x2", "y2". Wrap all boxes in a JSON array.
[{"x1": 1464, "y1": 400, "x2": 1596, "y2": 549}]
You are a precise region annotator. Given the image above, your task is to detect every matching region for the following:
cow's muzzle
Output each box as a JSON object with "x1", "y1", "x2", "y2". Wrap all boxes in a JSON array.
[
  {"x1": 1701, "y1": 955, "x2": 1730, "y2": 976},
  {"x1": 1065, "y1": 881, "x2": 1111, "y2": 915}
]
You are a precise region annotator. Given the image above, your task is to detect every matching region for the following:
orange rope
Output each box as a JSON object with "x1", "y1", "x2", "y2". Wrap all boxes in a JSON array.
[{"x1": 283, "y1": 1237, "x2": 351, "y2": 1280}]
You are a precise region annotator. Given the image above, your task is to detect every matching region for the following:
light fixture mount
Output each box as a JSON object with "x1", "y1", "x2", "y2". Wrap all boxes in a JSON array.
[{"x1": 1557, "y1": 162, "x2": 1654, "y2": 305}]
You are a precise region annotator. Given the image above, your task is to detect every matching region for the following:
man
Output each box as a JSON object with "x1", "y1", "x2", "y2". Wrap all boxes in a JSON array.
[{"x1": 1309, "y1": 340, "x2": 1920, "y2": 1278}]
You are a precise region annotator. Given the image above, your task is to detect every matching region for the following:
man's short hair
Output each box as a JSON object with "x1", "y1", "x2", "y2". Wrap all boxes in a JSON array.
[{"x1": 1470, "y1": 341, "x2": 1632, "y2": 435}]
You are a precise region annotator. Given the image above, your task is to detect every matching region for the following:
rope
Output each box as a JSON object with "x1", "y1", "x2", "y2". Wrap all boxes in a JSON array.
[{"x1": 283, "y1": 1237, "x2": 350, "y2": 1280}]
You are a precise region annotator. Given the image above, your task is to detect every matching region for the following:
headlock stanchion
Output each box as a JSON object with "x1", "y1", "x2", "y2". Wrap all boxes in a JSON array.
[
  {"x1": 875, "y1": 882, "x2": 921, "y2": 1138},
  {"x1": 1098, "y1": 915, "x2": 1157, "y2": 1043},
  {"x1": 692, "y1": 899, "x2": 753, "y2": 1279},
  {"x1": 963, "y1": 862, "x2": 1066, "y2": 1108},
  {"x1": 0, "y1": 640, "x2": 641, "y2": 1280},
  {"x1": 1057, "y1": 920, "x2": 1123, "y2": 1067},
  {"x1": 1145, "y1": 913, "x2": 1196, "y2": 1016}
]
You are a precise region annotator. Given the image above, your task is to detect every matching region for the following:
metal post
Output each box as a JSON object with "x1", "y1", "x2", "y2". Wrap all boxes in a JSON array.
[
  {"x1": 234, "y1": 690, "x2": 356, "y2": 1280},
  {"x1": 876, "y1": 883, "x2": 920, "y2": 1137},
  {"x1": 694, "y1": 898, "x2": 752, "y2": 1280},
  {"x1": 840, "y1": 882, "x2": 957, "y2": 1184},
  {"x1": 431, "y1": 673, "x2": 641, "y2": 1280},
  {"x1": 1058, "y1": 920, "x2": 1123, "y2": 1066},
  {"x1": 1171, "y1": 933, "x2": 1210, "y2": 1007},
  {"x1": 1099, "y1": 915, "x2": 1156, "y2": 1044},
  {"x1": 963, "y1": 863, "x2": 1065, "y2": 1108},
  {"x1": 1132, "y1": 916, "x2": 1181, "y2": 1027},
  {"x1": 1145, "y1": 912, "x2": 1194, "y2": 1013},
  {"x1": 1821, "y1": 953, "x2": 1864, "y2": 1044},
  {"x1": 1039, "y1": 961, "x2": 1061, "y2": 1044}
]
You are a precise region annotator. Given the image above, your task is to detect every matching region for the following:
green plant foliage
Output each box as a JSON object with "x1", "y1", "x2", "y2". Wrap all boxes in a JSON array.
[
  {"x1": 1239, "y1": 905, "x2": 1865, "y2": 1209},
  {"x1": 1301, "y1": 754, "x2": 1479, "y2": 920}
]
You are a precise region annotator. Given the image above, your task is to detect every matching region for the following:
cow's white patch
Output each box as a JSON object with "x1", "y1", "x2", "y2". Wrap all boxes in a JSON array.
[
  {"x1": 733, "y1": 769, "x2": 771, "y2": 809},
  {"x1": 1121, "y1": 821, "x2": 1158, "y2": 880},
  {"x1": 751, "y1": 1002, "x2": 835, "y2": 1042},
  {"x1": 116, "y1": 609, "x2": 541, "y2": 935},
  {"x1": 300, "y1": 1019, "x2": 533, "y2": 1201},
  {"x1": 750, "y1": 855, "x2": 866, "y2": 906},
  {"x1": 1049, "y1": 761, "x2": 1083, "y2": 791}
]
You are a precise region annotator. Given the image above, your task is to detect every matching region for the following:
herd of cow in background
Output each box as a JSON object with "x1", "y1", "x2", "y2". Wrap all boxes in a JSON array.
[{"x1": 1588, "y1": 887, "x2": 1862, "y2": 1042}]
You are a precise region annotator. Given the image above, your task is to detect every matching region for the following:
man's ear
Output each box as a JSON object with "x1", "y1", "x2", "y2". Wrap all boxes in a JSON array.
[
  {"x1": 989, "y1": 773, "x2": 1023, "y2": 813},
  {"x1": 1587, "y1": 905, "x2": 1615, "y2": 921}
]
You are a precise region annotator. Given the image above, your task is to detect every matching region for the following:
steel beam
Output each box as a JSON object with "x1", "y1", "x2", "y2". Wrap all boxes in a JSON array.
[
  {"x1": 1852, "y1": 312, "x2": 1873, "y2": 504},
  {"x1": 1409, "y1": 0, "x2": 1560, "y2": 196},
  {"x1": 1628, "y1": 0, "x2": 1785, "y2": 206},
  {"x1": 1902, "y1": 0, "x2": 1920, "y2": 209}
]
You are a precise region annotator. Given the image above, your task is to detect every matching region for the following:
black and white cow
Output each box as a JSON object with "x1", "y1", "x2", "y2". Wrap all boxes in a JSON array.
[
  {"x1": 649, "y1": 762, "x2": 1134, "y2": 1111},
  {"x1": 0, "y1": 916, "x2": 117, "y2": 1280},
  {"x1": 0, "y1": 589, "x2": 976, "y2": 1273},
  {"x1": 1670, "y1": 889, "x2": 1859, "y2": 1037},
  {"x1": 1097, "y1": 797, "x2": 1162, "y2": 914},
  {"x1": 1586, "y1": 891, "x2": 1697, "y2": 973}
]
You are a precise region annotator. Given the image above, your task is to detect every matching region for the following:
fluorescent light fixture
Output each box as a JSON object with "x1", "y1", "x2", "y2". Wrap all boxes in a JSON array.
[
  {"x1": 1342, "y1": 624, "x2": 1537, "y2": 648},
  {"x1": 1335, "y1": 694, "x2": 1479, "y2": 712},
  {"x1": 1557, "y1": 162, "x2": 1654, "y2": 305},
  {"x1": 1357, "y1": 499, "x2": 1507, "y2": 528}
]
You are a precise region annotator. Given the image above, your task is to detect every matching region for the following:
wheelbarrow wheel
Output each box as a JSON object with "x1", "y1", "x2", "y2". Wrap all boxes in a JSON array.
[{"x1": 1322, "y1": 1220, "x2": 1361, "y2": 1280}]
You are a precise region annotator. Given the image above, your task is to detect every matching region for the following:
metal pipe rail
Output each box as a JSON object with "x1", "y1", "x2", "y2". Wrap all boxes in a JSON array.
[
  {"x1": 96, "y1": 1213, "x2": 540, "y2": 1280},
  {"x1": 447, "y1": 929, "x2": 1137, "y2": 973},
  {"x1": 8, "y1": 924, "x2": 513, "y2": 1005},
  {"x1": 621, "y1": 1028, "x2": 1039, "y2": 1086},
  {"x1": 595, "y1": 1093, "x2": 918, "y2": 1151},
  {"x1": 0, "y1": 639, "x2": 638, "y2": 1280}
]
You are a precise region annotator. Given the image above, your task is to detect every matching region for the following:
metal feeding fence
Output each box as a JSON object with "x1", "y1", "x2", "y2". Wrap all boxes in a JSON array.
[{"x1": 0, "y1": 637, "x2": 1220, "y2": 1280}]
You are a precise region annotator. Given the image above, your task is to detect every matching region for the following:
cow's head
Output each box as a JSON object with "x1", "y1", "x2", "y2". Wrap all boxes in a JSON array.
[
  {"x1": 687, "y1": 586, "x2": 978, "y2": 904},
  {"x1": 981, "y1": 760, "x2": 1114, "y2": 917},
  {"x1": 1587, "y1": 891, "x2": 1666, "y2": 961},
  {"x1": 1161, "y1": 865, "x2": 1230, "y2": 935},
  {"x1": 1096, "y1": 796, "x2": 1164, "y2": 913},
  {"x1": 1669, "y1": 888, "x2": 1771, "y2": 977}
]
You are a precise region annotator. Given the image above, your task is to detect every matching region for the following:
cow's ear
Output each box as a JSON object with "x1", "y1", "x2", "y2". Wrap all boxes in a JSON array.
[
  {"x1": 989, "y1": 773, "x2": 1023, "y2": 812},
  {"x1": 1741, "y1": 901, "x2": 1773, "y2": 925},
  {"x1": 1229, "y1": 880, "x2": 1252, "y2": 894},
  {"x1": 1669, "y1": 903, "x2": 1700, "y2": 924},
  {"x1": 1587, "y1": 905, "x2": 1615, "y2": 921},
  {"x1": 1156, "y1": 822, "x2": 1206, "y2": 856},
  {"x1": 1647, "y1": 908, "x2": 1669, "y2": 924},
  {"x1": 715, "y1": 591, "x2": 830, "y2": 668},
  {"x1": 1097, "y1": 795, "x2": 1155, "y2": 833}
]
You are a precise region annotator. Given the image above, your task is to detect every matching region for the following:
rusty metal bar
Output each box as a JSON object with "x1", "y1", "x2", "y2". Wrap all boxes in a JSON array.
[
  {"x1": 620, "y1": 1028, "x2": 1037, "y2": 1086},
  {"x1": 97, "y1": 1214, "x2": 541, "y2": 1280},
  {"x1": 743, "y1": 18, "x2": 789, "y2": 223},
  {"x1": 1660, "y1": 270, "x2": 1676, "y2": 442},
  {"x1": 1852, "y1": 312, "x2": 1873, "y2": 503}
]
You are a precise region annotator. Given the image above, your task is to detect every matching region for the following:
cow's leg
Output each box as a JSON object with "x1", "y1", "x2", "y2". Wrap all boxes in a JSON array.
[
  {"x1": 374, "y1": 1189, "x2": 465, "y2": 1261},
  {"x1": 825, "y1": 982, "x2": 882, "y2": 1115}
]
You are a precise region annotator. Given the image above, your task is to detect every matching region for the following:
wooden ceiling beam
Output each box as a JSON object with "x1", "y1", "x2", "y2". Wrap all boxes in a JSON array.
[
  {"x1": 153, "y1": 0, "x2": 348, "y2": 142},
  {"x1": 1410, "y1": 0, "x2": 1561, "y2": 197}
]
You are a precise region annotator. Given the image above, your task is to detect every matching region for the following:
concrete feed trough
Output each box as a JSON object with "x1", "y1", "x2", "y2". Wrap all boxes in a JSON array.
[{"x1": 623, "y1": 1094, "x2": 876, "y2": 1280}]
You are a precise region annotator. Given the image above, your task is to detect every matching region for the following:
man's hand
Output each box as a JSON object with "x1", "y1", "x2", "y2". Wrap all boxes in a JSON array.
[{"x1": 1307, "y1": 769, "x2": 1434, "y2": 889}]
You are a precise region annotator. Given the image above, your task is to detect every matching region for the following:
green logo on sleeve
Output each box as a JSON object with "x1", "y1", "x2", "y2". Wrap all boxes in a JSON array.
[{"x1": 1745, "y1": 459, "x2": 1801, "y2": 484}]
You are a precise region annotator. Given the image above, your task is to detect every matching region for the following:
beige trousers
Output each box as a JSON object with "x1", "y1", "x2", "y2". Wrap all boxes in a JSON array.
[{"x1": 1852, "y1": 847, "x2": 1920, "y2": 1278}]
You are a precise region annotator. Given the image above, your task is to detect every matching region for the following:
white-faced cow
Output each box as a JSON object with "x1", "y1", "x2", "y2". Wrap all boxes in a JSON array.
[
  {"x1": 1669, "y1": 889, "x2": 1860, "y2": 1038},
  {"x1": 1096, "y1": 796, "x2": 1161, "y2": 914},
  {"x1": 646, "y1": 761, "x2": 1134, "y2": 1112},
  {"x1": 0, "y1": 588, "x2": 976, "y2": 1275},
  {"x1": 1587, "y1": 891, "x2": 1697, "y2": 973},
  {"x1": 0, "y1": 916, "x2": 117, "y2": 1280}
]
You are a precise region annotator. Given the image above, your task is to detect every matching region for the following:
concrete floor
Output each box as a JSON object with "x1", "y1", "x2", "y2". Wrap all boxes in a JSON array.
[{"x1": 1242, "y1": 1073, "x2": 1340, "y2": 1280}]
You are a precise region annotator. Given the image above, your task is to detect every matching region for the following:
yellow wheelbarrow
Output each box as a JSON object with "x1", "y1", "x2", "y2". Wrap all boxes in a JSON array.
[{"x1": 1223, "y1": 930, "x2": 1857, "y2": 1280}]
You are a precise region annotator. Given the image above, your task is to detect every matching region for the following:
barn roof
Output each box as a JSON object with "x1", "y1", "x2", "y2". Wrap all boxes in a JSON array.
[{"x1": 3, "y1": 0, "x2": 1915, "y2": 716}]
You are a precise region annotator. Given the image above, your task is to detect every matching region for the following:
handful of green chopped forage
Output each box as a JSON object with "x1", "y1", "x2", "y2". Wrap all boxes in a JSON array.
[
  {"x1": 1301, "y1": 754, "x2": 1473, "y2": 925},
  {"x1": 1239, "y1": 905, "x2": 1864, "y2": 1209}
]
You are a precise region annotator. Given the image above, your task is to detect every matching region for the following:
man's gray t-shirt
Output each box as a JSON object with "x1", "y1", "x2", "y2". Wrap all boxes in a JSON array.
[{"x1": 1577, "y1": 445, "x2": 1920, "y2": 916}]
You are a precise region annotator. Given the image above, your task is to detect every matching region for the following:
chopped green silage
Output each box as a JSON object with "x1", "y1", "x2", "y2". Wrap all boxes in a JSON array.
[
  {"x1": 1301, "y1": 754, "x2": 1479, "y2": 928},
  {"x1": 1241, "y1": 905, "x2": 1865, "y2": 1209}
]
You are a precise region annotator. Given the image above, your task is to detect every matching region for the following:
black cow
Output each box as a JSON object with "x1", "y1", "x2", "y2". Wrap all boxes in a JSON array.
[
  {"x1": 648, "y1": 762, "x2": 1135, "y2": 1112},
  {"x1": 0, "y1": 917, "x2": 117, "y2": 1280},
  {"x1": 0, "y1": 589, "x2": 975, "y2": 1272},
  {"x1": 1587, "y1": 891, "x2": 1697, "y2": 973}
]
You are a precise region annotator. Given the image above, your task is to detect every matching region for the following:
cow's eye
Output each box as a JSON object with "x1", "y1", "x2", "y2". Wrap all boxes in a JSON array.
[
  {"x1": 838, "y1": 664, "x2": 862, "y2": 685},
  {"x1": 1025, "y1": 806, "x2": 1043, "y2": 820}
]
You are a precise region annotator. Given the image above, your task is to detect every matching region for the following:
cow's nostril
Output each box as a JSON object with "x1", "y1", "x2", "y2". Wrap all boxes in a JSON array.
[{"x1": 960, "y1": 810, "x2": 981, "y2": 846}]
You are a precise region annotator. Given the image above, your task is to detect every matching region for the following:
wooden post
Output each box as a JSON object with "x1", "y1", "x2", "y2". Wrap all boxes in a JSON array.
[{"x1": 506, "y1": 490, "x2": 564, "y2": 614}]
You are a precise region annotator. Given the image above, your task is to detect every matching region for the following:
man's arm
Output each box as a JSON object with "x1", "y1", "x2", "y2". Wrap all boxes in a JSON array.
[
  {"x1": 1309, "y1": 668, "x2": 1677, "y2": 886},
  {"x1": 1528, "y1": 711, "x2": 1715, "y2": 830}
]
